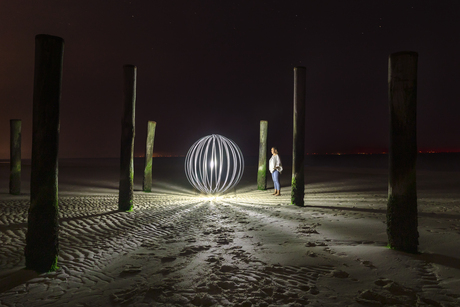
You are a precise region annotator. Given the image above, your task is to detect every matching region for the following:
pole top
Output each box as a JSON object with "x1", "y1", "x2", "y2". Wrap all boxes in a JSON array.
[
  {"x1": 389, "y1": 51, "x2": 418, "y2": 58},
  {"x1": 35, "y1": 34, "x2": 64, "y2": 43}
]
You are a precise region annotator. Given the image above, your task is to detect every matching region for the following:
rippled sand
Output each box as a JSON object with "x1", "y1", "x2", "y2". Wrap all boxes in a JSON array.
[{"x1": 0, "y1": 158, "x2": 459, "y2": 306}]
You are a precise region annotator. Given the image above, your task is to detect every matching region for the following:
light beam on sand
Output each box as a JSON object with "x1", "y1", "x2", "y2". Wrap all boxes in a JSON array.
[{"x1": 185, "y1": 134, "x2": 244, "y2": 194}]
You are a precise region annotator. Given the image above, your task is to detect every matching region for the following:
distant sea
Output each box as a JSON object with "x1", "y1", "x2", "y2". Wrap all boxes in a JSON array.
[
  {"x1": 245, "y1": 153, "x2": 460, "y2": 172},
  {"x1": 1, "y1": 153, "x2": 459, "y2": 172},
  {"x1": 305, "y1": 153, "x2": 460, "y2": 172}
]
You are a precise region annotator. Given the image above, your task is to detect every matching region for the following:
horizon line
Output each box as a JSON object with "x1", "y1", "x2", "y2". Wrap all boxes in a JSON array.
[{"x1": 1, "y1": 149, "x2": 459, "y2": 161}]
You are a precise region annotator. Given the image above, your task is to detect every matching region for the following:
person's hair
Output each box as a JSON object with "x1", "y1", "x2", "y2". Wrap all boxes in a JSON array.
[{"x1": 272, "y1": 147, "x2": 278, "y2": 154}]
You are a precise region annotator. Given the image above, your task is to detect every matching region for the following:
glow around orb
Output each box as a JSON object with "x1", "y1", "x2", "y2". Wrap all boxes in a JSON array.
[{"x1": 185, "y1": 134, "x2": 244, "y2": 194}]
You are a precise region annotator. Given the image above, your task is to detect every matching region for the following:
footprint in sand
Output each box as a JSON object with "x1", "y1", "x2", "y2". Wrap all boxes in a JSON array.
[
  {"x1": 161, "y1": 256, "x2": 177, "y2": 263},
  {"x1": 296, "y1": 223, "x2": 320, "y2": 235},
  {"x1": 119, "y1": 265, "x2": 142, "y2": 277},
  {"x1": 357, "y1": 258, "x2": 376, "y2": 269},
  {"x1": 305, "y1": 241, "x2": 327, "y2": 247},
  {"x1": 179, "y1": 245, "x2": 211, "y2": 256}
]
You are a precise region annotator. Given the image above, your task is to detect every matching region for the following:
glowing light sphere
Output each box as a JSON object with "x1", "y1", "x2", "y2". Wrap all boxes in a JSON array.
[{"x1": 185, "y1": 134, "x2": 244, "y2": 194}]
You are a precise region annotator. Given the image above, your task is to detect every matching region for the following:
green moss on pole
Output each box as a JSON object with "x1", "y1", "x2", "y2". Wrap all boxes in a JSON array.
[
  {"x1": 387, "y1": 51, "x2": 419, "y2": 253},
  {"x1": 143, "y1": 121, "x2": 156, "y2": 192},
  {"x1": 25, "y1": 34, "x2": 64, "y2": 273},
  {"x1": 257, "y1": 120, "x2": 268, "y2": 190},
  {"x1": 291, "y1": 67, "x2": 306, "y2": 207},
  {"x1": 119, "y1": 65, "x2": 136, "y2": 212},
  {"x1": 9, "y1": 119, "x2": 21, "y2": 195}
]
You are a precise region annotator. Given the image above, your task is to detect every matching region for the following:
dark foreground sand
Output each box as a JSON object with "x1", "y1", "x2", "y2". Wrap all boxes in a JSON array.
[{"x1": 0, "y1": 156, "x2": 459, "y2": 306}]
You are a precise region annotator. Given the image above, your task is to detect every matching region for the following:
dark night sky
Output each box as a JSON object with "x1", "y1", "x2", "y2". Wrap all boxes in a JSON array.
[{"x1": 1, "y1": 1, "x2": 459, "y2": 159}]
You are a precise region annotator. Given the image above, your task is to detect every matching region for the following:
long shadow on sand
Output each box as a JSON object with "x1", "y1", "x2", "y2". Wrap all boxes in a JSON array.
[
  {"x1": 0, "y1": 269, "x2": 38, "y2": 294},
  {"x1": 309, "y1": 186, "x2": 386, "y2": 194},
  {"x1": 0, "y1": 223, "x2": 27, "y2": 231},
  {"x1": 151, "y1": 181, "x2": 196, "y2": 196},
  {"x1": 412, "y1": 253, "x2": 460, "y2": 271},
  {"x1": 59, "y1": 179, "x2": 118, "y2": 191},
  {"x1": 306, "y1": 205, "x2": 386, "y2": 214},
  {"x1": 59, "y1": 210, "x2": 119, "y2": 223},
  {"x1": 306, "y1": 205, "x2": 460, "y2": 220}
]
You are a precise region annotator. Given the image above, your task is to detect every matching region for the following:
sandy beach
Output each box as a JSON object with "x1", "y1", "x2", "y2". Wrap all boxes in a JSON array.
[{"x1": 0, "y1": 155, "x2": 459, "y2": 306}]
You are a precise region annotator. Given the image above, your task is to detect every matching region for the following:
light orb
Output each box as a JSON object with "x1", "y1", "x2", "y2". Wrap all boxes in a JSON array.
[{"x1": 185, "y1": 134, "x2": 244, "y2": 194}]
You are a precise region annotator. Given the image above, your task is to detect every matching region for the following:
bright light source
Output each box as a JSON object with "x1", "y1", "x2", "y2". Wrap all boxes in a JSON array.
[{"x1": 185, "y1": 134, "x2": 244, "y2": 194}]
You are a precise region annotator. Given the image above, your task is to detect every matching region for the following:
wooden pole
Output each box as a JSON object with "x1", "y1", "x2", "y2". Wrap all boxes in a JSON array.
[
  {"x1": 119, "y1": 65, "x2": 136, "y2": 212},
  {"x1": 291, "y1": 67, "x2": 306, "y2": 207},
  {"x1": 257, "y1": 120, "x2": 268, "y2": 190},
  {"x1": 143, "y1": 121, "x2": 156, "y2": 192},
  {"x1": 387, "y1": 51, "x2": 419, "y2": 253},
  {"x1": 9, "y1": 119, "x2": 21, "y2": 195},
  {"x1": 25, "y1": 34, "x2": 64, "y2": 272}
]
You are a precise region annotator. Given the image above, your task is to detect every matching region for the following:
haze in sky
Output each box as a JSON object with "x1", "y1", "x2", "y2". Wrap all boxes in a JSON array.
[{"x1": 0, "y1": 1, "x2": 459, "y2": 158}]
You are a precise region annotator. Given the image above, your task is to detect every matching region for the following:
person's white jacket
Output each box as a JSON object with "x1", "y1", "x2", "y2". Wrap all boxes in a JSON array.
[{"x1": 269, "y1": 155, "x2": 283, "y2": 174}]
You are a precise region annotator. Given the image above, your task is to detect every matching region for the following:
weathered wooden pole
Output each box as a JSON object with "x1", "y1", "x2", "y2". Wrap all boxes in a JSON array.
[
  {"x1": 257, "y1": 120, "x2": 268, "y2": 190},
  {"x1": 291, "y1": 67, "x2": 306, "y2": 207},
  {"x1": 143, "y1": 121, "x2": 156, "y2": 192},
  {"x1": 387, "y1": 51, "x2": 419, "y2": 253},
  {"x1": 25, "y1": 34, "x2": 64, "y2": 272},
  {"x1": 119, "y1": 65, "x2": 137, "y2": 212},
  {"x1": 9, "y1": 119, "x2": 21, "y2": 195}
]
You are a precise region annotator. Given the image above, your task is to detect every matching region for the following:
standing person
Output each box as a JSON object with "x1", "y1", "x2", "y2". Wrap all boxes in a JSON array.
[{"x1": 269, "y1": 147, "x2": 283, "y2": 196}]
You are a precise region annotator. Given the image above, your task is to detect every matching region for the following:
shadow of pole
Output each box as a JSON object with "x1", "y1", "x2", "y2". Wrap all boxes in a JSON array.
[
  {"x1": 0, "y1": 269, "x2": 39, "y2": 294},
  {"x1": 413, "y1": 253, "x2": 460, "y2": 271},
  {"x1": 59, "y1": 210, "x2": 119, "y2": 222}
]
